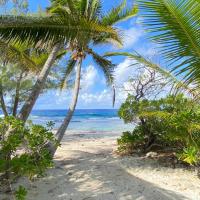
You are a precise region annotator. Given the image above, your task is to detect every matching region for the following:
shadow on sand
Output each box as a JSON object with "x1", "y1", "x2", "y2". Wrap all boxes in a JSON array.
[{"x1": 42, "y1": 150, "x2": 190, "y2": 200}]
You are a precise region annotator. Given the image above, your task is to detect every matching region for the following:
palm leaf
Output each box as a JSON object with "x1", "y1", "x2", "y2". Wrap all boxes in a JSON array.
[
  {"x1": 137, "y1": 0, "x2": 200, "y2": 87},
  {"x1": 80, "y1": 0, "x2": 89, "y2": 17},
  {"x1": 88, "y1": 0, "x2": 102, "y2": 20},
  {"x1": 0, "y1": 40, "x2": 38, "y2": 71},
  {"x1": 55, "y1": 49, "x2": 68, "y2": 61},
  {"x1": 59, "y1": 58, "x2": 77, "y2": 90},
  {"x1": 101, "y1": 0, "x2": 138, "y2": 26},
  {"x1": 105, "y1": 51, "x2": 199, "y2": 98},
  {"x1": 87, "y1": 49, "x2": 115, "y2": 85},
  {"x1": 93, "y1": 31, "x2": 123, "y2": 47},
  {"x1": 93, "y1": 0, "x2": 137, "y2": 47},
  {"x1": 0, "y1": 15, "x2": 119, "y2": 46},
  {"x1": 48, "y1": 0, "x2": 79, "y2": 16}
]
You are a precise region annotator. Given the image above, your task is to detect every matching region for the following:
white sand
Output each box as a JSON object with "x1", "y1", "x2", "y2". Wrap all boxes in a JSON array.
[{"x1": 2, "y1": 132, "x2": 200, "y2": 200}]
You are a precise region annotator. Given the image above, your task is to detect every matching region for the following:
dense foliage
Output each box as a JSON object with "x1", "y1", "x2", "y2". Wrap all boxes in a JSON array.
[
  {"x1": 0, "y1": 117, "x2": 58, "y2": 199},
  {"x1": 118, "y1": 94, "x2": 200, "y2": 165}
]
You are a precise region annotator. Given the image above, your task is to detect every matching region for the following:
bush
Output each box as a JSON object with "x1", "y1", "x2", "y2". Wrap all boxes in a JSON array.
[
  {"x1": 117, "y1": 128, "x2": 145, "y2": 155},
  {"x1": 0, "y1": 116, "x2": 59, "y2": 199},
  {"x1": 118, "y1": 94, "x2": 200, "y2": 166},
  {"x1": 177, "y1": 146, "x2": 200, "y2": 166}
]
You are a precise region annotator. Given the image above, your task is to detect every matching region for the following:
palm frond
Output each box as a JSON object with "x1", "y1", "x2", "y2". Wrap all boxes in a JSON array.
[
  {"x1": 112, "y1": 84, "x2": 116, "y2": 108},
  {"x1": 105, "y1": 51, "x2": 199, "y2": 98},
  {"x1": 138, "y1": 0, "x2": 200, "y2": 87},
  {"x1": 29, "y1": 53, "x2": 49, "y2": 69},
  {"x1": 88, "y1": 0, "x2": 102, "y2": 20},
  {"x1": 0, "y1": 40, "x2": 38, "y2": 71},
  {"x1": 101, "y1": 0, "x2": 138, "y2": 26},
  {"x1": 87, "y1": 49, "x2": 115, "y2": 85},
  {"x1": 0, "y1": 15, "x2": 118, "y2": 46},
  {"x1": 93, "y1": 30, "x2": 123, "y2": 47},
  {"x1": 59, "y1": 58, "x2": 77, "y2": 90},
  {"x1": 50, "y1": 0, "x2": 80, "y2": 17},
  {"x1": 55, "y1": 49, "x2": 68, "y2": 60},
  {"x1": 66, "y1": 0, "x2": 78, "y2": 15},
  {"x1": 80, "y1": 0, "x2": 89, "y2": 17}
]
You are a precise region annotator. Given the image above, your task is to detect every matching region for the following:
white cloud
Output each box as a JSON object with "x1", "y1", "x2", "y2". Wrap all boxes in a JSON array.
[
  {"x1": 77, "y1": 61, "x2": 140, "y2": 107},
  {"x1": 122, "y1": 27, "x2": 144, "y2": 49},
  {"x1": 51, "y1": 59, "x2": 141, "y2": 109},
  {"x1": 78, "y1": 88, "x2": 126, "y2": 108},
  {"x1": 81, "y1": 65, "x2": 100, "y2": 91},
  {"x1": 37, "y1": 59, "x2": 157, "y2": 109},
  {"x1": 114, "y1": 58, "x2": 138, "y2": 85},
  {"x1": 79, "y1": 90, "x2": 111, "y2": 106}
]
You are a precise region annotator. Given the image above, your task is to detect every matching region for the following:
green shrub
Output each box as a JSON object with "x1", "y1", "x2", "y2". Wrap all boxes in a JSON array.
[
  {"x1": 0, "y1": 116, "x2": 59, "y2": 199},
  {"x1": 177, "y1": 146, "x2": 200, "y2": 166},
  {"x1": 118, "y1": 94, "x2": 200, "y2": 165},
  {"x1": 117, "y1": 128, "x2": 144, "y2": 154},
  {"x1": 15, "y1": 186, "x2": 27, "y2": 200}
]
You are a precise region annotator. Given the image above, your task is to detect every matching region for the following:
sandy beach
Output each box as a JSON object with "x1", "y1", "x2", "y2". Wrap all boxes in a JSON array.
[{"x1": 2, "y1": 131, "x2": 199, "y2": 200}]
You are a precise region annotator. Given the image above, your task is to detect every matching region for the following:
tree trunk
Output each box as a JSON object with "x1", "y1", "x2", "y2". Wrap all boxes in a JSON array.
[
  {"x1": 140, "y1": 117, "x2": 155, "y2": 151},
  {"x1": 18, "y1": 43, "x2": 61, "y2": 122},
  {"x1": 49, "y1": 59, "x2": 82, "y2": 156},
  {"x1": 0, "y1": 82, "x2": 8, "y2": 117},
  {"x1": 12, "y1": 72, "x2": 23, "y2": 117},
  {"x1": 0, "y1": 149, "x2": 12, "y2": 194}
]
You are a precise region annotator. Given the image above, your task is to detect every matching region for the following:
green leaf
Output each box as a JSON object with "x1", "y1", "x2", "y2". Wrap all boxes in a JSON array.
[
  {"x1": 59, "y1": 58, "x2": 77, "y2": 90},
  {"x1": 137, "y1": 0, "x2": 200, "y2": 88},
  {"x1": 88, "y1": 49, "x2": 115, "y2": 85},
  {"x1": 102, "y1": 0, "x2": 138, "y2": 25}
]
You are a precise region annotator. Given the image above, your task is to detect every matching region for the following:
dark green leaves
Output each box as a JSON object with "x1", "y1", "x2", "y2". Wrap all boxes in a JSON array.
[
  {"x1": 137, "y1": 0, "x2": 200, "y2": 87},
  {"x1": 0, "y1": 14, "x2": 118, "y2": 47},
  {"x1": 0, "y1": 40, "x2": 38, "y2": 71},
  {"x1": 0, "y1": 117, "x2": 59, "y2": 197},
  {"x1": 118, "y1": 94, "x2": 200, "y2": 163}
]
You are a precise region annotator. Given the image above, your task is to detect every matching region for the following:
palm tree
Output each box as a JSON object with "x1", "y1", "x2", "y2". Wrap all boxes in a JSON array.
[
  {"x1": 136, "y1": 0, "x2": 200, "y2": 91},
  {"x1": 106, "y1": 0, "x2": 200, "y2": 99},
  {"x1": 0, "y1": 41, "x2": 58, "y2": 117},
  {"x1": 0, "y1": 1, "x2": 120, "y2": 122},
  {"x1": 41, "y1": 0, "x2": 138, "y2": 156},
  {"x1": 0, "y1": 40, "x2": 38, "y2": 116}
]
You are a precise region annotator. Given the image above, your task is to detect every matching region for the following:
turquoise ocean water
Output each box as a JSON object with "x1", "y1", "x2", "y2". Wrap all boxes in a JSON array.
[{"x1": 28, "y1": 109, "x2": 132, "y2": 133}]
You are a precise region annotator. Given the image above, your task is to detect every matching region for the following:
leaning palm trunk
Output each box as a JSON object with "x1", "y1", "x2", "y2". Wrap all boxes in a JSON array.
[
  {"x1": 18, "y1": 43, "x2": 61, "y2": 121},
  {"x1": 12, "y1": 72, "x2": 23, "y2": 117},
  {"x1": 0, "y1": 82, "x2": 8, "y2": 117},
  {"x1": 49, "y1": 59, "x2": 82, "y2": 156}
]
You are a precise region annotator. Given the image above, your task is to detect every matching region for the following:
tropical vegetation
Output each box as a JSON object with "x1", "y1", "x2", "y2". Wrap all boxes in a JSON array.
[
  {"x1": 0, "y1": 117, "x2": 58, "y2": 199},
  {"x1": 118, "y1": 94, "x2": 200, "y2": 166},
  {"x1": 107, "y1": 0, "x2": 200, "y2": 167},
  {"x1": 0, "y1": 0, "x2": 200, "y2": 198},
  {"x1": 0, "y1": 0, "x2": 138, "y2": 198}
]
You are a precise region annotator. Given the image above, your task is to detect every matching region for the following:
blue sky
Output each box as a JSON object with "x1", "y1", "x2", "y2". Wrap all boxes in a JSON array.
[{"x1": 3, "y1": 0, "x2": 157, "y2": 110}]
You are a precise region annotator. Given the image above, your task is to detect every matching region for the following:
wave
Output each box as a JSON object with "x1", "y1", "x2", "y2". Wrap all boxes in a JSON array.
[
  {"x1": 30, "y1": 115, "x2": 119, "y2": 120},
  {"x1": 31, "y1": 109, "x2": 116, "y2": 116}
]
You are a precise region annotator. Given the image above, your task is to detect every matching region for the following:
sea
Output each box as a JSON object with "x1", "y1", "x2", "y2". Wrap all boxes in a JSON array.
[{"x1": 29, "y1": 109, "x2": 132, "y2": 134}]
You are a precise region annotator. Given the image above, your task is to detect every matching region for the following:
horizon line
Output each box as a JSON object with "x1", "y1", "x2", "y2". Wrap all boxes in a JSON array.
[{"x1": 32, "y1": 108, "x2": 119, "y2": 111}]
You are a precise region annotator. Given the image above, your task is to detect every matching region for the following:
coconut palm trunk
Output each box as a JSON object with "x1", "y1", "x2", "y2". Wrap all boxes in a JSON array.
[
  {"x1": 49, "y1": 58, "x2": 82, "y2": 156},
  {"x1": 18, "y1": 43, "x2": 61, "y2": 121},
  {"x1": 12, "y1": 72, "x2": 24, "y2": 117},
  {"x1": 0, "y1": 82, "x2": 8, "y2": 117}
]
